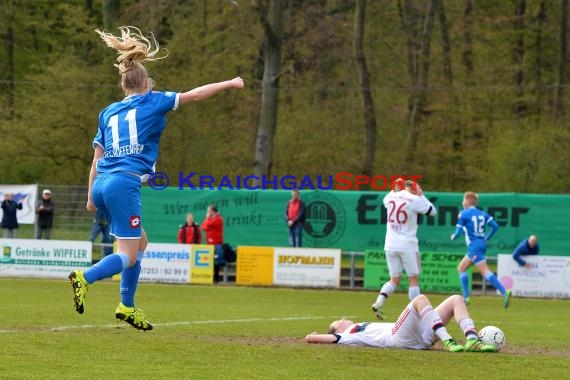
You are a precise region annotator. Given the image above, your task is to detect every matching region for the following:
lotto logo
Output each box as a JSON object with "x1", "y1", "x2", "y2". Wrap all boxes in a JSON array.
[{"x1": 129, "y1": 216, "x2": 141, "y2": 229}]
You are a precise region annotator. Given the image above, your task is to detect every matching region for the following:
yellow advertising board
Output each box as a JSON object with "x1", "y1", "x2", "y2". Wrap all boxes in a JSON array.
[
  {"x1": 190, "y1": 245, "x2": 214, "y2": 284},
  {"x1": 236, "y1": 246, "x2": 274, "y2": 286}
]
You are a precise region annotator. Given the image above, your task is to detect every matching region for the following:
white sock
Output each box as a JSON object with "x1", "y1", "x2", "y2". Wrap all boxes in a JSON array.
[
  {"x1": 374, "y1": 281, "x2": 396, "y2": 308},
  {"x1": 420, "y1": 306, "x2": 452, "y2": 341},
  {"x1": 459, "y1": 318, "x2": 478, "y2": 340},
  {"x1": 408, "y1": 286, "x2": 420, "y2": 300}
]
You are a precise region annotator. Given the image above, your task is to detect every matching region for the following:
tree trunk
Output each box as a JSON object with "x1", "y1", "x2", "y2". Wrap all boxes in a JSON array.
[
  {"x1": 353, "y1": 0, "x2": 377, "y2": 185},
  {"x1": 85, "y1": 0, "x2": 94, "y2": 18},
  {"x1": 462, "y1": 0, "x2": 474, "y2": 86},
  {"x1": 555, "y1": 0, "x2": 568, "y2": 116},
  {"x1": 404, "y1": 0, "x2": 436, "y2": 168},
  {"x1": 534, "y1": 0, "x2": 546, "y2": 116},
  {"x1": 6, "y1": 3, "x2": 15, "y2": 119},
  {"x1": 253, "y1": 0, "x2": 283, "y2": 183},
  {"x1": 102, "y1": 0, "x2": 121, "y2": 30},
  {"x1": 398, "y1": 0, "x2": 423, "y2": 112},
  {"x1": 438, "y1": 0, "x2": 461, "y2": 188},
  {"x1": 438, "y1": 0, "x2": 453, "y2": 86},
  {"x1": 513, "y1": 0, "x2": 526, "y2": 116}
]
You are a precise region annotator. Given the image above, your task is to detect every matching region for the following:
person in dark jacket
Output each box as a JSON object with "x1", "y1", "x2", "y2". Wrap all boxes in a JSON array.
[
  {"x1": 1, "y1": 192, "x2": 23, "y2": 238},
  {"x1": 36, "y1": 189, "x2": 55, "y2": 239},
  {"x1": 512, "y1": 235, "x2": 540, "y2": 268},
  {"x1": 178, "y1": 213, "x2": 202, "y2": 244},
  {"x1": 284, "y1": 190, "x2": 306, "y2": 247}
]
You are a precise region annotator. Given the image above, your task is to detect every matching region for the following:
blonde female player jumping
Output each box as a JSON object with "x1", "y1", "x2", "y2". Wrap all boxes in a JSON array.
[{"x1": 69, "y1": 26, "x2": 244, "y2": 330}]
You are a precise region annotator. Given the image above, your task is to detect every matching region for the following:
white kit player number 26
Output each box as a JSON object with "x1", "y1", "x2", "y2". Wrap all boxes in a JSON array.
[{"x1": 388, "y1": 201, "x2": 408, "y2": 224}]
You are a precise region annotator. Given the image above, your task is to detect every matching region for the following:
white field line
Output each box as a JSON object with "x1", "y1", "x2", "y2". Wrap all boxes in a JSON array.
[{"x1": 0, "y1": 315, "x2": 355, "y2": 334}]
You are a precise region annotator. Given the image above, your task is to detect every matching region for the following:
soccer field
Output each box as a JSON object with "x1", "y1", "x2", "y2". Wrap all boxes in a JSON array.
[{"x1": 0, "y1": 279, "x2": 568, "y2": 379}]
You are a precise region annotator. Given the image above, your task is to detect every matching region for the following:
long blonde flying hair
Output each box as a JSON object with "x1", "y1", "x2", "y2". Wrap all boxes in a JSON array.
[{"x1": 95, "y1": 26, "x2": 167, "y2": 91}]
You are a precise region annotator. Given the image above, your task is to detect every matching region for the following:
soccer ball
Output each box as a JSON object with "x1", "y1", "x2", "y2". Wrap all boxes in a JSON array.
[{"x1": 478, "y1": 325, "x2": 505, "y2": 351}]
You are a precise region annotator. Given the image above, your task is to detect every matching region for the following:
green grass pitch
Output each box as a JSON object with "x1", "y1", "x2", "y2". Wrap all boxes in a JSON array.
[{"x1": 0, "y1": 278, "x2": 568, "y2": 379}]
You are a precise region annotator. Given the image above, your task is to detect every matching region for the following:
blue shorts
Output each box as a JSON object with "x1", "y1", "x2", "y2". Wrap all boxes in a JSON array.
[
  {"x1": 466, "y1": 239, "x2": 487, "y2": 265},
  {"x1": 92, "y1": 173, "x2": 142, "y2": 239}
]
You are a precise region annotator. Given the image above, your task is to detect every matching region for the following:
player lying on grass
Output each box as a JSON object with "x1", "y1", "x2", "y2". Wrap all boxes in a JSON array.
[{"x1": 306, "y1": 294, "x2": 496, "y2": 352}]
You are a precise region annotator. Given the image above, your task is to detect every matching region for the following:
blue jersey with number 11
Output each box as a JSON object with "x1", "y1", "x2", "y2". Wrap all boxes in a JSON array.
[
  {"x1": 456, "y1": 207, "x2": 494, "y2": 246},
  {"x1": 93, "y1": 90, "x2": 180, "y2": 176}
]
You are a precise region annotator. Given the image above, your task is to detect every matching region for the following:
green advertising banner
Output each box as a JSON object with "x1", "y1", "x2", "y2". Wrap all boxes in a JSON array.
[
  {"x1": 142, "y1": 188, "x2": 570, "y2": 256},
  {"x1": 363, "y1": 250, "x2": 471, "y2": 293}
]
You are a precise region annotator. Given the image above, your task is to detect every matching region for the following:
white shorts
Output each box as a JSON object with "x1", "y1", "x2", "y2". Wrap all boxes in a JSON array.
[
  {"x1": 390, "y1": 300, "x2": 436, "y2": 350},
  {"x1": 385, "y1": 250, "x2": 421, "y2": 277}
]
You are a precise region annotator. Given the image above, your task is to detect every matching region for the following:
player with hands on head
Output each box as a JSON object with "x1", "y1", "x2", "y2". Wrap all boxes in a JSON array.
[
  {"x1": 451, "y1": 191, "x2": 511, "y2": 308},
  {"x1": 69, "y1": 26, "x2": 244, "y2": 331},
  {"x1": 371, "y1": 179, "x2": 436, "y2": 320}
]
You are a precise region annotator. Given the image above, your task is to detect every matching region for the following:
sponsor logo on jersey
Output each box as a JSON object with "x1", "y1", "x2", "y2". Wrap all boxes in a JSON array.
[
  {"x1": 349, "y1": 323, "x2": 370, "y2": 334},
  {"x1": 104, "y1": 144, "x2": 145, "y2": 158}
]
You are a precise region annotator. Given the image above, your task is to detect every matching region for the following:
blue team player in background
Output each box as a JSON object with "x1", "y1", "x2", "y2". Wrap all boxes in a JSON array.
[
  {"x1": 512, "y1": 235, "x2": 540, "y2": 268},
  {"x1": 68, "y1": 26, "x2": 244, "y2": 330},
  {"x1": 450, "y1": 191, "x2": 512, "y2": 308}
]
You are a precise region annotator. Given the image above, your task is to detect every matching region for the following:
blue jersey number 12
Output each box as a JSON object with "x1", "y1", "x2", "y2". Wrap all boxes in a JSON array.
[{"x1": 471, "y1": 215, "x2": 485, "y2": 237}]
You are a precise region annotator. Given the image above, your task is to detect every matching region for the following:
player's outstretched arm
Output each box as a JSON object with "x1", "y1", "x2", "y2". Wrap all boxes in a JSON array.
[
  {"x1": 305, "y1": 332, "x2": 339, "y2": 344},
  {"x1": 179, "y1": 77, "x2": 244, "y2": 105}
]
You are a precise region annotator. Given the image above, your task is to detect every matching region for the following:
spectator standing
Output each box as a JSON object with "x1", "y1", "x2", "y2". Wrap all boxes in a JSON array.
[
  {"x1": 1, "y1": 192, "x2": 23, "y2": 238},
  {"x1": 89, "y1": 208, "x2": 114, "y2": 257},
  {"x1": 201, "y1": 205, "x2": 224, "y2": 282},
  {"x1": 512, "y1": 235, "x2": 540, "y2": 268},
  {"x1": 36, "y1": 189, "x2": 55, "y2": 239},
  {"x1": 178, "y1": 213, "x2": 202, "y2": 244},
  {"x1": 284, "y1": 190, "x2": 306, "y2": 247}
]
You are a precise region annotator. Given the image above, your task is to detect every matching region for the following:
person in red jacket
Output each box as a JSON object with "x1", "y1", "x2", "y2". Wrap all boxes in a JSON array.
[
  {"x1": 177, "y1": 213, "x2": 202, "y2": 244},
  {"x1": 201, "y1": 205, "x2": 224, "y2": 282},
  {"x1": 285, "y1": 190, "x2": 306, "y2": 247}
]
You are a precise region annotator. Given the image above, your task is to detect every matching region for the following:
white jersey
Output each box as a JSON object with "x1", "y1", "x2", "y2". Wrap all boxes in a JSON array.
[
  {"x1": 383, "y1": 190, "x2": 435, "y2": 252},
  {"x1": 337, "y1": 302, "x2": 436, "y2": 350},
  {"x1": 337, "y1": 322, "x2": 396, "y2": 348}
]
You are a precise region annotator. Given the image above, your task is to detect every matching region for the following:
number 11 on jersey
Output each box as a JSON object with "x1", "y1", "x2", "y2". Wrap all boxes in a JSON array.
[{"x1": 109, "y1": 109, "x2": 139, "y2": 150}]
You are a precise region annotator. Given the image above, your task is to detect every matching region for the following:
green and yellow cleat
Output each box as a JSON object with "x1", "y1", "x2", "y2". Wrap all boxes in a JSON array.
[
  {"x1": 503, "y1": 290, "x2": 512, "y2": 309},
  {"x1": 371, "y1": 305, "x2": 385, "y2": 321},
  {"x1": 69, "y1": 271, "x2": 88, "y2": 314},
  {"x1": 464, "y1": 338, "x2": 497, "y2": 353},
  {"x1": 115, "y1": 303, "x2": 154, "y2": 331},
  {"x1": 464, "y1": 297, "x2": 471, "y2": 306},
  {"x1": 442, "y1": 338, "x2": 465, "y2": 352}
]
